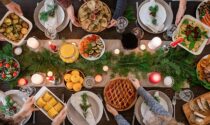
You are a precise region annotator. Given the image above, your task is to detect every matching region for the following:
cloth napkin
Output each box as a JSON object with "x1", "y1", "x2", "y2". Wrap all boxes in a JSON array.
[
  {"x1": 44, "y1": 0, "x2": 58, "y2": 28},
  {"x1": 145, "y1": 22, "x2": 164, "y2": 33},
  {"x1": 70, "y1": 93, "x2": 96, "y2": 125}
]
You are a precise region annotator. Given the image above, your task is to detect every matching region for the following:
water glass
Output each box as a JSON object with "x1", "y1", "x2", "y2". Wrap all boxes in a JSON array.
[
  {"x1": 163, "y1": 24, "x2": 177, "y2": 40},
  {"x1": 116, "y1": 16, "x2": 128, "y2": 33},
  {"x1": 45, "y1": 26, "x2": 57, "y2": 40},
  {"x1": 179, "y1": 89, "x2": 194, "y2": 102},
  {"x1": 19, "y1": 86, "x2": 36, "y2": 97}
]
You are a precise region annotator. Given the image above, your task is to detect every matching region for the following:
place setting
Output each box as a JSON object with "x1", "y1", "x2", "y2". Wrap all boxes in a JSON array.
[{"x1": 1, "y1": 0, "x2": 210, "y2": 125}]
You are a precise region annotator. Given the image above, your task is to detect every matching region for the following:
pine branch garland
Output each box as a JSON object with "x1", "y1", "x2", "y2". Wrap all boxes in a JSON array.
[{"x1": 0, "y1": 44, "x2": 204, "y2": 91}]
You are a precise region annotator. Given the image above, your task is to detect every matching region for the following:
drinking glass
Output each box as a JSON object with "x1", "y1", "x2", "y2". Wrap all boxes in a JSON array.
[
  {"x1": 116, "y1": 17, "x2": 128, "y2": 33},
  {"x1": 178, "y1": 89, "x2": 194, "y2": 102},
  {"x1": 163, "y1": 24, "x2": 177, "y2": 40},
  {"x1": 132, "y1": 27, "x2": 144, "y2": 40},
  {"x1": 19, "y1": 86, "x2": 36, "y2": 97},
  {"x1": 45, "y1": 25, "x2": 57, "y2": 40}
]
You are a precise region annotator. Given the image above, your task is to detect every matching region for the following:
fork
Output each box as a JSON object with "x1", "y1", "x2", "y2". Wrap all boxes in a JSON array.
[
  {"x1": 61, "y1": 94, "x2": 65, "y2": 125},
  {"x1": 172, "y1": 96, "x2": 176, "y2": 118},
  {"x1": 97, "y1": 93, "x2": 110, "y2": 121}
]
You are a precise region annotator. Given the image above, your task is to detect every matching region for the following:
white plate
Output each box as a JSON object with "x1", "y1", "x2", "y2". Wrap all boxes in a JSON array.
[
  {"x1": 38, "y1": 5, "x2": 65, "y2": 28},
  {"x1": 137, "y1": 0, "x2": 173, "y2": 34},
  {"x1": 0, "y1": 11, "x2": 33, "y2": 46},
  {"x1": 34, "y1": 86, "x2": 65, "y2": 121},
  {"x1": 139, "y1": 1, "x2": 166, "y2": 27},
  {"x1": 134, "y1": 90, "x2": 173, "y2": 125},
  {"x1": 67, "y1": 91, "x2": 103, "y2": 125},
  {"x1": 79, "y1": 34, "x2": 105, "y2": 61},
  {"x1": 196, "y1": 0, "x2": 209, "y2": 26},
  {"x1": 4, "y1": 90, "x2": 31, "y2": 125},
  {"x1": 172, "y1": 15, "x2": 210, "y2": 55}
]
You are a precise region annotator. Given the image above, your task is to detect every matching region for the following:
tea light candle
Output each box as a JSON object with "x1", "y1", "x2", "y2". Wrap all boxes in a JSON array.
[
  {"x1": 49, "y1": 41, "x2": 57, "y2": 52},
  {"x1": 139, "y1": 44, "x2": 146, "y2": 51},
  {"x1": 31, "y1": 74, "x2": 44, "y2": 84},
  {"x1": 148, "y1": 72, "x2": 161, "y2": 84},
  {"x1": 164, "y1": 76, "x2": 174, "y2": 87},
  {"x1": 47, "y1": 71, "x2": 53, "y2": 77},
  {"x1": 27, "y1": 37, "x2": 39, "y2": 49},
  {"x1": 103, "y1": 65, "x2": 109, "y2": 72},
  {"x1": 95, "y1": 74, "x2": 103, "y2": 83},
  {"x1": 148, "y1": 37, "x2": 162, "y2": 50},
  {"x1": 114, "y1": 49, "x2": 120, "y2": 55},
  {"x1": 18, "y1": 78, "x2": 28, "y2": 86},
  {"x1": 14, "y1": 47, "x2": 22, "y2": 55}
]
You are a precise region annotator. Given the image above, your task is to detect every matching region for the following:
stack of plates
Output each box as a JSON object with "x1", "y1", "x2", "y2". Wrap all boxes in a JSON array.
[
  {"x1": 34, "y1": 0, "x2": 69, "y2": 32},
  {"x1": 137, "y1": 0, "x2": 173, "y2": 34}
]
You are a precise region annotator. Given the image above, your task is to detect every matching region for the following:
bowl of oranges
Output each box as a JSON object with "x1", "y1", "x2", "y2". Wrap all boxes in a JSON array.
[{"x1": 64, "y1": 69, "x2": 85, "y2": 92}]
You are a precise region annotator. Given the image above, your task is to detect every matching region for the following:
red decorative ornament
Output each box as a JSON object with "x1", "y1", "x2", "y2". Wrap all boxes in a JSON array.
[
  {"x1": 18, "y1": 78, "x2": 28, "y2": 86},
  {"x1": 148, "y1": 72, "x2": 161, "y2": 84}
]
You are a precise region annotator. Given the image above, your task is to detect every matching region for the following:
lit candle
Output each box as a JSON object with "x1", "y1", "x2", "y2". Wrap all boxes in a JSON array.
[
  {"x1": 148, "y1": 37, "x2": 162, "y2": 50},
  {"x1": 71, "y1": 42, "x2": 76, "y2": 45},
  {"x1": 49, "y1": 41, "x2": 58, "y2": 52},
  {"x1": 164, "y1": 76, "x2": 174, "y2": 87},
  {"x1": 31, "y1": 74, "x2": 44, "y2": 84},
  {"x1": 18, "y1": 78, "x2": 28, "y2": 86},
  {"x1": 14, "y1": 47, "x2": 22, "y2": 56},
  {"x1": 27, "y1": 37, "x2": 40, "y2": 49},
  {"x1": 103, "y1": 65, "x2": 109, "y2": 72},
  {"x1": 139, "y1": 44, "x2": 146, "y2": 50},
  {"x1": 114, "y1": 49, "x2": 120, "y2": 55},
  {"x1": 95, "y1": 74, "x2": 103, "y2": 83},
  {"x1": 148, "y1": 72, "x2": 161, "y2": 84},
  {"x1": 47, "y1": 71, "x2": 53, "y2": 77}
]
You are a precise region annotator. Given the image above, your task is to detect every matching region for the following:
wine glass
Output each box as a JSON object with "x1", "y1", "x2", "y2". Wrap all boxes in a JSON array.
[
  {"x1": 19, "y1": 86, "x2": 36, "y2": 97},
  {"x1": 163, "y1": 24, "x2": 177, "y2": 40},
  {"x1": 132, "y1": 27, "x2": 144, "y2": 40},
  {"x1": 44, "y1": 25, "x2": 57, "y2": 40},
  {"x1": 178, "y1": 89, "x2": 194, "y2": 102},
  {"x1": 116, "y1": 16, "x2": 128, "y2": 33}
]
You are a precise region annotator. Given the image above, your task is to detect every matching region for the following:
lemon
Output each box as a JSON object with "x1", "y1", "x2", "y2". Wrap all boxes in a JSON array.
[
  {"x1": 64, "y1": 74, "x2": 71, "y2": 82},
  {"x1": 73, "y1": 83, "x2": 82, "y2": 92}
]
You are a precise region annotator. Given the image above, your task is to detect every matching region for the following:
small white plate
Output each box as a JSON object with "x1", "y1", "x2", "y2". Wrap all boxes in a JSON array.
[
  {"x1": 38, "y1": 5, "x2": 65, "y2": 28},
  {"x1": 67, "y1": 91, "x2": 103, "y2": 125}
]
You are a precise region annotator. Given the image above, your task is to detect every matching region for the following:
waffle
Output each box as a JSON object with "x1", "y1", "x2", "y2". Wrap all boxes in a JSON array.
[{"x1": 104, "y1": 78, "x2": 137, "y2": 111}]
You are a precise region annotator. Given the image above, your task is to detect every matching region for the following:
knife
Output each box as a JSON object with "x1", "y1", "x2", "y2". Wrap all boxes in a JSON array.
[
  {"x1": 97, "y1": 93, "x2": 110, "y2": 121},
  {"x1": 61, "y1": 94, "x2": 65, "y2": 125}
]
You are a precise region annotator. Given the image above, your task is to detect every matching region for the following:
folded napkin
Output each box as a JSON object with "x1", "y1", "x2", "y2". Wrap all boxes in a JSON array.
[
  {"x1": 145, "y1": 21, "x2": 164, "y2": 33},
  {"x1": 70, "y1": 93, "x2": 96, "y2": 125},
  {"x1": 44, "y1": 0, "x2": 58, "y2": 28}
]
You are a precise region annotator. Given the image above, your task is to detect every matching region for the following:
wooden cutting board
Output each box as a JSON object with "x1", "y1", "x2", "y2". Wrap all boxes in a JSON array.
[{"x1": 182, "y1": 92, "x2": 210, "y2": 125}]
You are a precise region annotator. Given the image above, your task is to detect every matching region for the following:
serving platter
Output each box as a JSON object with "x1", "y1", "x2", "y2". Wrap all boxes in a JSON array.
[
  {"x1": 34, "y1": 0, "x2": 69, "y2": 32},
  {"x1": 137, "y1": 0, "x2": 173, "y2": 34},
  {"x1": 134, "y1": 90, "x2": 173, "y2": 125},
  {"x1": 183, "y1": 92, "x2": 210, "y2": 125},
  {"x1": 172, "y1": 15, "x2": 210, "y2": 55},
  {"x1": 67, "y1": 91, "x2": 103, "y2": 125},
  {"x1": 196, "y1": 0, "x2": 210, "y2": 27}
]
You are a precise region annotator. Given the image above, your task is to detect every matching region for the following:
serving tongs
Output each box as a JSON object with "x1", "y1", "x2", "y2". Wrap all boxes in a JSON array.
[{"x1": 170, "y1": 38, "x2": 184, "y2": 48}]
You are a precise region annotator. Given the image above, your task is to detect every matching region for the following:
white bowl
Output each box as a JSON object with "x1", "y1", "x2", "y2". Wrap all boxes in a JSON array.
[{"x1": 0, "y1": 11, "x2": 33, "y2": 46}]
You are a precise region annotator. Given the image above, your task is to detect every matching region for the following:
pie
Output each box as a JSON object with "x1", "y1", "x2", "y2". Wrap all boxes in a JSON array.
[
  {"x1": 104, "y1": 78, "x2": 137, "y2": 111},
  {"x1": 78, "y1": 0, "x2": 111, "y2": 33}
]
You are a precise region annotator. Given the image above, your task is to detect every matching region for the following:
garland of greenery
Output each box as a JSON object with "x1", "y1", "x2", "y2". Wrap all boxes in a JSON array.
[{"x1": 0, "y1": 44, "x2": 203, "y2": 91}]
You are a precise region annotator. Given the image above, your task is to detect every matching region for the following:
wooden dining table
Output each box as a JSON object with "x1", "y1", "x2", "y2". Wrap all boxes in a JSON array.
[{"x1": 0, "y1": 0, "x2": 210, "y2": 125}]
